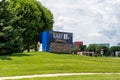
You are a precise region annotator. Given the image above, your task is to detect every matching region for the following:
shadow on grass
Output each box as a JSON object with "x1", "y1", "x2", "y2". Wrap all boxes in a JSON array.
[
  {"x1": 11, "y1": 53, "x2": 32, "y2": 57},
  {"x1": 0, "y1": 53, "x2": 32, "y2": 60},
  {"x1": 0, "y1": 56, "x2": 12, "y2": 60}
]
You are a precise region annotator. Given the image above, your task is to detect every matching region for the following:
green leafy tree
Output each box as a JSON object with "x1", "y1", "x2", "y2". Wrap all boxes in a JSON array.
[
  {"x1": 79, "y1": 45, "x2": 86, "y2": 51},
  {"x1": 96, "y1": 46, "x2": 109, "y2": 56},
  {"x1": 109, "y1": 46, "x2": 120, "y2": 56},
  {"x1": 86, "y1": 44, "x2": 97, "y2": 52},
  {"x1": 86, "y1": 44, "x2": 98, "y2": 56},
  {"x1": 8, "y1": 0, "x2": 54, "y2": 52},
  {"x1": 0, "y1": 0, "x2": 23, "y2": 55}
]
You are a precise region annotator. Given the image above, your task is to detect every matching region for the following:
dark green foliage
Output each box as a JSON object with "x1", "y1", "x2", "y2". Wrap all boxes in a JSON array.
[
  {"x1": 0, "y1": 0, "x2": 23, "y2": 55},
  {"x1": 0, "y1": 0, "x2": 53, "y2": 55},
  {"x1": 80, "y1": 45, "x2": 86, "y2": 51},
  {"x1": 86, "y1": 44, "x2": 109, "y2": 56},
  {"x1": 8, "y1": 0, "x2": 54, "y2": 52},
  {"x1": 0, "y1": 26, "x2": 23, "y2": 55},
  {"x1": 109, "y1": 46, "x2": 120, "y2": 56},
  {"x1": 96, "y1": 46, "x2": 109, "y2": 56},
  {"x1": 86, "y1": 44, "x2": 97, "y2": 52}
]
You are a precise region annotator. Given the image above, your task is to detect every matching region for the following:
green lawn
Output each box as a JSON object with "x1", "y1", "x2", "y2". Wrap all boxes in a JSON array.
[
  {"x1": 0, "y1": 52, "x2": 120, "y2": 76},
  {"x1": 19, "y1": 74, "x2": 120, "y2": 80}
]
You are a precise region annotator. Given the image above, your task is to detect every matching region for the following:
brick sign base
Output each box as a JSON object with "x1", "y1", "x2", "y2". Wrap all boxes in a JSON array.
[{"x1": 50, "y1": 42, "x2": 72, "y2": 53}]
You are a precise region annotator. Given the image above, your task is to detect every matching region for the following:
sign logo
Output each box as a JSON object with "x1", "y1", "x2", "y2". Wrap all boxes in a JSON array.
[{"x1": 50, "y1": 31, "x2": 72, "y2": 44}]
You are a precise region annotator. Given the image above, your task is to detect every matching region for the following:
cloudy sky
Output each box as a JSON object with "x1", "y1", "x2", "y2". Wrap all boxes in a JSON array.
[{"x1": 39, "y1": 0, "x2": 120, "y2": 46}]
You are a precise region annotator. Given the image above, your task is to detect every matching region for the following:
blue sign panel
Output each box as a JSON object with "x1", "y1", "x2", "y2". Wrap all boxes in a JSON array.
[
  {"x1": 39, "y1": 31, "x2": 73, "y2": 52},
  {"x1": 50, "y1": 31, "x2": 73, "y2": 44}
]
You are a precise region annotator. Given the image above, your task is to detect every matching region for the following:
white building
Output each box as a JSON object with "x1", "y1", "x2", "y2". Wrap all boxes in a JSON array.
[{"x1": 115, "y1": 51, "x2": 120, "y2": 57}]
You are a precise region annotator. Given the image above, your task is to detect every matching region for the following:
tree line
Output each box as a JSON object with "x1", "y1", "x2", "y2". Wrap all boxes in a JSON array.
[
  {"x1": 0, "y1": 0, "x2": 54, "y2": 55},
  {"x1": 74, "y1": 44, "x2": 120, "y2": 56}
]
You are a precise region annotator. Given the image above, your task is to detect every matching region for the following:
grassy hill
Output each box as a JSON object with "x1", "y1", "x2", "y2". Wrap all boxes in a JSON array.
[{"x1": 0, "y1": 52, "x2": 120, "y2": 76}]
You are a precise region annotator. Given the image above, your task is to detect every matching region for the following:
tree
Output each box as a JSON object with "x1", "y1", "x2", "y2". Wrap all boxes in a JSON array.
[
  {"x1": 109, "y1": 46, "x2": 120, "y2": 56},
  {"x1": 96, "y1": 46, "x2": 109, "y2": 56},
  {"x1": 8, "y1": 0, "x2": 54, "y2": 52},
  {"x1": 86, "y1": 44, "x2": 98, "y2": 56},
  {"x1": 86, "y1": 44, "x2": 97, "y2": 52},
  {"x1": 79, "y1": 45, "x2": 86, "y2": 51},
  {"x1": 0, "y1": 0, "x2": 23, "y2": 55}
]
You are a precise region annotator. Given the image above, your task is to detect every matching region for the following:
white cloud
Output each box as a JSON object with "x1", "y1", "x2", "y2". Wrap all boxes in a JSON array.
[{"x1": 39, "y1": 0, "x2": 120, "y2": 46}]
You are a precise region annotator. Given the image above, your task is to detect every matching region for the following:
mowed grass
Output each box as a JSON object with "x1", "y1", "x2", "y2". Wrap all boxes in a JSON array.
[
  {"x1": 0, "y1": 52, "x2": 120, "y2": 76},
  {"x1": 19, "y1": 74, "x2": 120, "y2": 80}
]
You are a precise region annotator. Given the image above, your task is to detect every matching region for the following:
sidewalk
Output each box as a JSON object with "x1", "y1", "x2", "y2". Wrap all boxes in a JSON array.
[{"x1": 0, "y1": 73, "x2": 120, "y2": 80}]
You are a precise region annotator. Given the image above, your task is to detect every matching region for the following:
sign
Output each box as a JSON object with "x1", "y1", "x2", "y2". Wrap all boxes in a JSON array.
[{"x1": 50, "y1": 31, "x2": 73, "y2": 44}]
